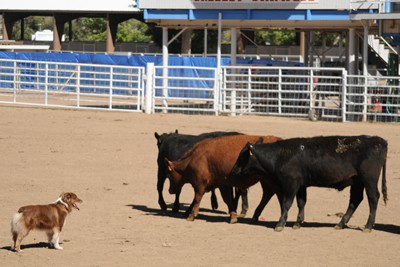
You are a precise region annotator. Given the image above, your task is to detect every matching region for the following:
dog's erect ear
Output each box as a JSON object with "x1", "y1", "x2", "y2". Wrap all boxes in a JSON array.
[
  {"x1": 154, "y1": 132, "x2": 160, "y2": 140},
  {"x1": 175, "y1": 129, "x2": 178, "y2": 134}
]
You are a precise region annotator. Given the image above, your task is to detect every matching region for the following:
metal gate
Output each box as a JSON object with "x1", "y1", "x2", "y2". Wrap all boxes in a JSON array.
[{"x1": 0, "y1": 59, "x2": 145, "y2": 112}]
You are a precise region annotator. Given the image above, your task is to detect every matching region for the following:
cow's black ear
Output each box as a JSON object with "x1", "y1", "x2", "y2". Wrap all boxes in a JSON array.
[
  {"x1": 154, "y1": 132, "x2": 160, "y2": 140},
  {"x1": 246, "y1": 143, "x2": 255, "y2": 157},
  {"x1": 255, "y1": 137, "x2": 263, "y2": 144},
  {"x1": 175, "y1": 129, "x2": 179, "y2": 134}
]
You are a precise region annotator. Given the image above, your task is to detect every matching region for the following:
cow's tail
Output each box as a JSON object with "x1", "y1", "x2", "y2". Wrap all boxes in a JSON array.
[{"x1": 382, "y1": 156, "x2": 388, "y2": 206}]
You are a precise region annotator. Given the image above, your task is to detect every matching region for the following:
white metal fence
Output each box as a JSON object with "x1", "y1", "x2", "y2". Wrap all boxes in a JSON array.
[
  {"x1": 151, "y1": 65, "x2": 218, "y2": 115},
  {"x1": 220, "y1": 66, "x2": 346, "y2": 121},
  {"x1": 0, "y1": 58, "x2": 399, "y2": 123},
  {"x1": 0, "y1": 59, "x2": 145, "y2": 112}
]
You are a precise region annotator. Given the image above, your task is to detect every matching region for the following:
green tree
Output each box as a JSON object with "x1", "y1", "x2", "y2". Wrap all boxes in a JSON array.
[
  {"x1": 72, "y1": 18, "x2": 107, "y2": 42},
  {"x1": 255, "y1": 30, "x2": 297, "y2": 46},
  {"x1": 117, "y1": 19, "x2": 151, "y2": 42}
]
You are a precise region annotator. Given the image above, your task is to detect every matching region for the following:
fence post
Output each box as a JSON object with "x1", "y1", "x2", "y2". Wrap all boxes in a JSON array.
[
  {"x1": 13, "y1": 61, "x2": 17, "y2": 103},
  {"x1": 109, "y1": 67, "x2": 113, "y2": 110},
  {"x1": 145, "y1": 62, "x2": 154, "y2": 114},
  {"x1": 213, "y1": 67, "x2": 219, "y2": 115},
  {"x1": 342, "y1": 69, "x2": 347, "y2": 122},
  {"x1": 230, "y1": 67, "x2": 237, "y2": 116},
  {"x1": 77, "y1": 65, "x2": 81, "y2": 108},
  {"x1": 362, "y1": 74, "x2": 368, "y2": 122},
  {"x1": 278, "y1": 68, "x2": 282, "y2": 114},
  {"x1": 45, "y1": 63, "x2": 48, "y2": 106},
  {"x1": 309, "y1": 69, "x2": 314, "y2": 116}
]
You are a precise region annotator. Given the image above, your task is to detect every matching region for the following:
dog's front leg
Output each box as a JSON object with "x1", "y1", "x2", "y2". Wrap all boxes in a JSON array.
[{"x1": 50, "y1": 230, "x2": 63, "y2": 250}]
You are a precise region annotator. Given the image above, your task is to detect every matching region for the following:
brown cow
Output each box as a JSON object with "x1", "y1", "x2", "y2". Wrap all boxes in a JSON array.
[{"x1": 164, "y1": 134, "x2": 282, "y2": 223}]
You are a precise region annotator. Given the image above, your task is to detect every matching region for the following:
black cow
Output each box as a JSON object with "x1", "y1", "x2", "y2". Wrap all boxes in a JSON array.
[
  {"x1": 155, "y1": 130, "x2": 246, "y2": 214},
  {"x1": 230, "y1": 135, "x2": 388, "y2": 232}
]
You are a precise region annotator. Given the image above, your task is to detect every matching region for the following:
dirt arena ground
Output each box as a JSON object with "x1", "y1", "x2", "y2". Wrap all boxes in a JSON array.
[{"x1": 0, "y1": 105, "x2": 399, "y2": 266}]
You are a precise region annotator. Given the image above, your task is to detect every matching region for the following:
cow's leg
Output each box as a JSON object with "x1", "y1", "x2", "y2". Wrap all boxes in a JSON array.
[
  {"x1": 187, "y1": 189, "x2": 206, "y2": 222},
  {"x1": 335, "y1": 181, "x2": 364, "y2": 230},
  {"x1": 239, "y1": 188, "x2": 249, "y2": 218},
  {"x1": 232, "y1": 187, "x2": 247, "y2": 217},
  {"x1": 211, "y1": 189, "x2": 218, "y2": 210},
  {"x1": 172, "y1": 188, "x2": 182, "y2": 213},
  {"x1": 275, "y1": 189, "x2": 297, "y2": 232},
  {"x1": 184, "y1": 199, "x2": 195, "y2": 218},
  {"x1": 252, "y1": 179, "x2": 277, "y2": 223},
  {"x1": 293, "y1": 186, "x2": 307, "y2": 229},
  {"x1": 157, "y1": 170, "x2": 168, "y2": 211},
  {"x1": 233, "y1": 188, "x2": 240, "y2": 212},
  {"x1": 219, "y1": 186, "x2": 238, "y2": 224},
  {"x1": 363, "y1": 180, "x2": 380, "y2": 232}
]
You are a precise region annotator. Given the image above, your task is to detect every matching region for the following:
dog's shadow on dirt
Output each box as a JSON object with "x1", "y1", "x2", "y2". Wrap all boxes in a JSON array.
[
  {"x1": 1, "y1": 242, "x2": 50, "y2": 252},
  {"x1": 128, "y1": 203, "x2": 400, "y2": 234}
]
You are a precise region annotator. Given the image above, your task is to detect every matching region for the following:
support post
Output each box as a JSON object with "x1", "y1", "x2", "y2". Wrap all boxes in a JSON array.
[
  {"x1": 53, "y1": 14, "x2": 65, "y2": 51},
  {"x1": 162, "y1": 27, "x2": 169, "y2": 113},
  {"x1": 300, "y1": 31, "x2": 305, "y2": 63},
  {"x1": 106, "y1": 14, "x2": 118, "y2": 53},
  {"x1": 217, "y1": 13, "x2": 222, "y2": 113},
  {"x1": 348, "y1": 28, "x2": 356, "y2": 75},
  {"x1": 362, "y1": 21, "x2": 370, "y2": 122},
  {"x1": 145, "y1": 63, "x2": 154, "y2": 114},
  {"x1": 230, "y1": 27, "x2": 237, "y2": 116},
  {"x1": 217, "y1": 13, "x2": 222, "y2": 75},
  {"x1": 204, "y1": 28, "x2": 208, "y2": 56}
]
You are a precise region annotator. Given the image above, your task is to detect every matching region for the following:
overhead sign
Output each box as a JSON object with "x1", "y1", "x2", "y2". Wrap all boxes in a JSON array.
[
  {"x1": 192, "y1": 0, "x2": 318, "y2": 2},
  {"x1": 140, "y1": 0, "x2": 337, "y2": 10}
]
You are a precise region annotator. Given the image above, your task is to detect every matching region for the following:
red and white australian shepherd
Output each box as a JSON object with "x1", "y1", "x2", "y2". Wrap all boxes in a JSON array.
[{"x1": 11, "y1": 192, "x2": 82, "y2": 252}]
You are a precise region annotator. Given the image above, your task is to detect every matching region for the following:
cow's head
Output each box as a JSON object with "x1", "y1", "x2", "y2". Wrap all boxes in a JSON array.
[
  {"x1": 230, "y1": 138, "x2": 263, "y2": 177},
  {"x1": 164, "y1": 158, "x2": 183, "y2": 194},
  {"x1": 155, "y1": 130, "x2": 179, "y2": 148}
]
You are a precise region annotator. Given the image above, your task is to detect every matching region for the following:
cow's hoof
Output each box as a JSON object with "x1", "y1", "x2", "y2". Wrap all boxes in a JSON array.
[
  {"x1": 292, "y1": 223, "x2": 301, "y2": 230},
  {"x1": 362, "y1": 227, "x2": 372, "y2": 233},
  {"x1": 159, "y1": 203, "x2": 167, "y2": 211},
  {"x1": 186, "y1": 214, "x2": 195, "y2": 221},
  {"x1": 211, "y1": 201, "x2": 218, "y2": 211},
  {"x1": 274, "y1": 226, "x2": 284, "y2": 232},
  {"x1": 334, "y1": 224, "x2": 343, "y2": 230},
  {"x1": 230, "y1": 216, "x2": 238, "y2": 224},
  {"x1": 238, "y1": 211, "x2": 247, "y2": 218}
]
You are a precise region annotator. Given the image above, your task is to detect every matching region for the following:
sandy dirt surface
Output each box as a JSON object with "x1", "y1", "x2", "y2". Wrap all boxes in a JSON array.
[{"x1": 0, "y1": 105, "x2": 399, "y2": 267}]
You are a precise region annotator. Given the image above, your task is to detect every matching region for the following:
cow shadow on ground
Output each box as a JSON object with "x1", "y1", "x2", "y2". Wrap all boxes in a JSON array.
[
  {"x1": 250, "y1": 221, "x2": 400, "y2": 234},
  {"x1": 1, "y1": 242, "x2": 50, "y2": 252},
  {"x1": 373, "y1": 223, "x2": 400, "y2": 235},
  {"x1": 128, "y1": 203, "x2": 246, "y2": 224},
  {"x1": 128, "y1": 204, "x2": 400, "y2": 234}
]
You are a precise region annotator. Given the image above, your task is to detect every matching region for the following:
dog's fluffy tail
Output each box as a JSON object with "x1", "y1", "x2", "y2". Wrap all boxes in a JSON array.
[{"x1": 11, "y1": 212, "x2": 24, "y2": 235}]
